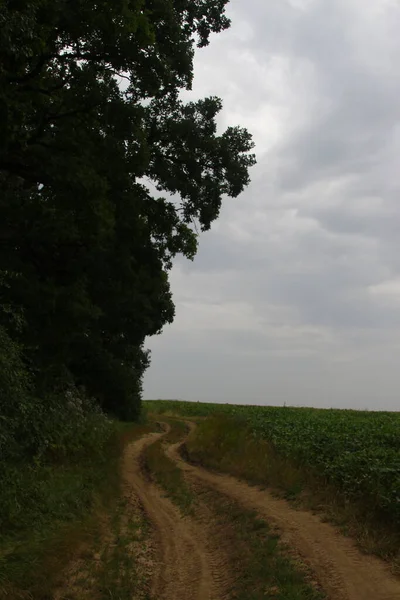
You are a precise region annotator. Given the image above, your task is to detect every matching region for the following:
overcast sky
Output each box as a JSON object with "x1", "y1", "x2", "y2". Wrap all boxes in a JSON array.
[{"x1": 143, "y1": 0, "x2": 400, "y2": 411}]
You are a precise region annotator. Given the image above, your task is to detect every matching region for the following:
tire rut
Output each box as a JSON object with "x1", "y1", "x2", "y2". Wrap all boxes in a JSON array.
[
  {"x1": 169, "y1": 439, "x2": 233, "y2": 599},
  {"x1": 165, "y1": 421, "x2": 400, "y2": 600},
  {"x1": 123, "y1": 429, "x2": 230, "y2": 600}
]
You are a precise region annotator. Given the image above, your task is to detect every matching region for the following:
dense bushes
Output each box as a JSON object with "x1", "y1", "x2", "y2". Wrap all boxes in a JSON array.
[
  {"x1": 0, "y1": 379, "x2": 114, "y2": 536},
  {"x1": 0, "y1": 325, "x2": 31, "y2": 462},
  {"x1": 0, "y1": 320, "x2": 112, "y2": 459},
  {"x1": 0, "y1": 323, "x2": 114, "y2": 539}
]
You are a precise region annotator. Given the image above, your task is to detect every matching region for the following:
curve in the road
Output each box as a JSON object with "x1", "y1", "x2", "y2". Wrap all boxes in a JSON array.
[
  {"x1": 122, "y1": 428, "x2": 230, "y2": 600},
  {"x1": 165, "y1": 421, "x2": 400, "y2": 600}
]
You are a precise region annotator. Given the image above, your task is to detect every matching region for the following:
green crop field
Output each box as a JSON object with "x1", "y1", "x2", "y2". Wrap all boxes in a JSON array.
[{"x1": 145, "y1": 400, "x2": 400, "y2": 528}]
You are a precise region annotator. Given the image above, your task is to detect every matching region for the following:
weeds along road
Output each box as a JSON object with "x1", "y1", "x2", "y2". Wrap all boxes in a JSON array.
[{"x1": 58, "y1": 419, "x2": 400, "y2": 600}]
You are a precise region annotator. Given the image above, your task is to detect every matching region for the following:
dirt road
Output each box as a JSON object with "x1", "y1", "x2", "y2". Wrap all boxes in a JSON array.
[
  {"x1": 54, "y1": 421, "x2": 400, "y2": 600},
  {"x1": 164, "y1": 422, "x2": 400, "y2": 600},
  {"x1": 123, "y1": 429, "x2": 230, "y2": 600},
  {"x1": 118, "y1": 421, "x2": 400, "y2": 600}
]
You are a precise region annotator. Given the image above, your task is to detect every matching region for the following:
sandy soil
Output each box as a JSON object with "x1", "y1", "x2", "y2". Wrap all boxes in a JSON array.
[{"x1": 123, "y1": 430, "x2": 231, "y2": 600}]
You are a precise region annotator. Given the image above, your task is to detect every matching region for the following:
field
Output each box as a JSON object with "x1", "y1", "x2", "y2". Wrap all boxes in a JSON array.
[
  {"x1": 145, "y1": 400, "x2": 400, "y2": 531},
  {"x1": 3, "y1": 401, "x2": 399, "y2": 599}
]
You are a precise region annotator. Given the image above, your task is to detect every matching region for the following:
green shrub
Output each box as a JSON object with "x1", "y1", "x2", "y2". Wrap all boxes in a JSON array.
[{"x1": 0, "y1": 324, "x2": 31, "y2": 461}]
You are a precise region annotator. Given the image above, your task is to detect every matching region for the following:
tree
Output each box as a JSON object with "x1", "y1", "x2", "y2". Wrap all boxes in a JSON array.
[{"x1": 0, "y1": 0, "x2": 256, "y2": 419}]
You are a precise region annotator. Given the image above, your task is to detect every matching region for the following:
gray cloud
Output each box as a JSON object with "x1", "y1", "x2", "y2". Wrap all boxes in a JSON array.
[{"x1": 144, "y1": 0, "x2": 400, "y2": 410}]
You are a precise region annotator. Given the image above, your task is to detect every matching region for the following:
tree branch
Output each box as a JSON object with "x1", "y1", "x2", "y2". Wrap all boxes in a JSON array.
[{"x1": 7, "y1": 54, "x2": 55, "y2": 83}]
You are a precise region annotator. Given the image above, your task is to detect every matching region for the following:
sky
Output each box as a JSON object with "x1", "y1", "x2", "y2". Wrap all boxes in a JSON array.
[{"x1": 143, "y1": 0, "x2": 400, "y2": 411}]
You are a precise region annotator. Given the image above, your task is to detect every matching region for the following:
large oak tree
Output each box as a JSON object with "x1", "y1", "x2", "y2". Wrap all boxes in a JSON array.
[{"x1": 0, "y1": 0, "x2": 255, "y2": 418}]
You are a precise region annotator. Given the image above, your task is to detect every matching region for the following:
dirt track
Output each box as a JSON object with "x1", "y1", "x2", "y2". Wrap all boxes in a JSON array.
[
  {"x1": 120, "y1": 422, "x2": 400, "y2": 600},
  {"x1": 164, "y1": 422, "x2": 400, "y2": 600},
  {"x1": 123, "y1": 429, "x2": 230, "y2": 600},
  {"x1": 53, "y1": 419, "x2": 400, "y2": 599}
]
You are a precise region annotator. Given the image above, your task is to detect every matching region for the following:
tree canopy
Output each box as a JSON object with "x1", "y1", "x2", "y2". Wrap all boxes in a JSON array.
[{"x1": 0, "y1": 0, "x2": 256, "y2": 419}]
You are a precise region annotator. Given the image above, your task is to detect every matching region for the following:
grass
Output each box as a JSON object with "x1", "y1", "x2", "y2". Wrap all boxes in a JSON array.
[
  {"x1": 185, "y1": 415, "x2": 306, "y2": 497},
  {"x1": 0, "y1": 422, "x2": 155, "y2": 599},
  {"x1": 142, "y1": 418, "x2": 194, "y2": 513},
  {"x1": 199, "y1": 485, "x2": 324, "y2": 600},
  {"x1": 184, "y1": 414, "x2": 400, "y2": 571}
]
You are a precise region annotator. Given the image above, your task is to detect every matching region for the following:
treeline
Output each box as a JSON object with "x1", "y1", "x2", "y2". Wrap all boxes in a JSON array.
[{"x1": 0, "y1": 0, "x2": 255, "y2": 443}]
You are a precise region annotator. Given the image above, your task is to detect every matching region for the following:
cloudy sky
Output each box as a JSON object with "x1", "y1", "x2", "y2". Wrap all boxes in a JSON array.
[{"x1": 143, "y1": 0, "x2": 400, "y2": 411}]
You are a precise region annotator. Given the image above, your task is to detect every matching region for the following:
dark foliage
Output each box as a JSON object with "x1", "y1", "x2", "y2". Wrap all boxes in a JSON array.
[{"x1": 0, "y1": 0, "x2": 255, "y2": 420}]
